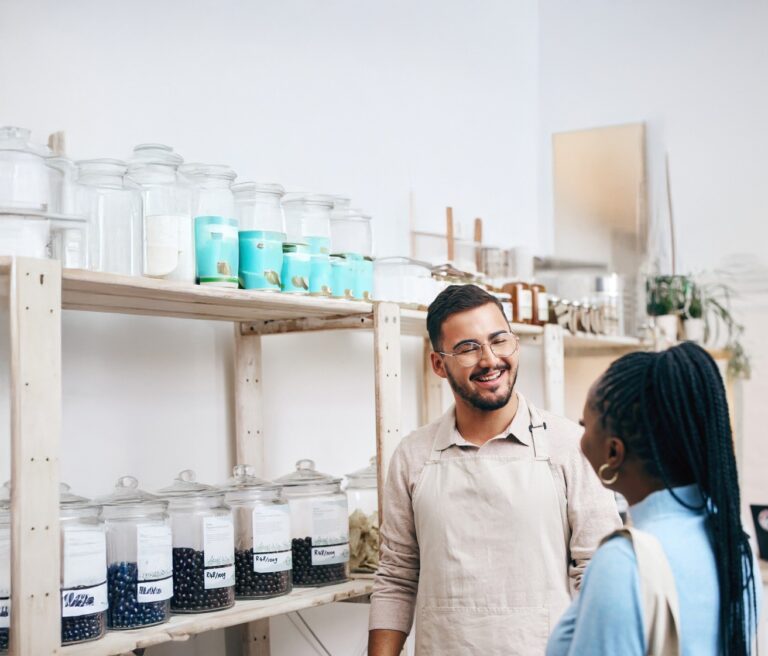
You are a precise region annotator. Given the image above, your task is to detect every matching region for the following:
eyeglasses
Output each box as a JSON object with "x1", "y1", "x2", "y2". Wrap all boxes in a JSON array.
[{"x1": 437, "y1": 332, "x2": 519, "y2": 367}]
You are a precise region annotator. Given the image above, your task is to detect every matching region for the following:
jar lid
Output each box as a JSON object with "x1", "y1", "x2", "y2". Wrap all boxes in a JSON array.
[
  {"x1": 77, "y1": 158, "x2": 128, "y2": 176},
  {"x1": 282, "y1": 193, "x2": 334, "y2": 209},
  {"x1": 276, "y1": 459, "x2": 341, "y2": 487},
  {"x1": 157, "y1": 469, "x2": 219, "y2": 498},
  {"x1": 331, "y1": 208, "x2": 371, "y2": 222},
  {"x1": 60, "y1": 482, "x2": 95, "y2": 509},
  {"x1": 179, "y1": 162, "x2": 237, "y2": 181},
  {"x1": 232, "y1": 181, "x2": 286, "y2": 197},
  {"x1": 0, "y1": 126, "x2": 49, "y2": 156},
  {"x1": 97, "y1": 475, "x2": 166, "y2": 507},
  {"x1": 345, "y1": 456, "x2": 377, "y2": 488},
  {"x1": 129, "y1": 143, "x2": 184, "y2": 167},
  {"x1": 223, "y1": 464, "x2": 277, "y2": 490}
]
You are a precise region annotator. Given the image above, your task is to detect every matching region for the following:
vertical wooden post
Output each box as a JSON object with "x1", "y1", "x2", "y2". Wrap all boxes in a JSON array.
[
  {"x1": 234, "y1": 325, "x2": 270, "y2": 656},
  {"x1": 374, "y1": 303, "x2": 402, "y2": 521},
  {"x1": 9, "y1": 258, "x2": 61, "y2": 655},
  {"x1": 542, "y1": 324, "x2": 565, "y2": 416},
  {"x1": 420, "y1": 338, "x2": 443, "y2": 426},
  {"x1": 445, "y1": 208, "x2": 455, "y2": 263}
]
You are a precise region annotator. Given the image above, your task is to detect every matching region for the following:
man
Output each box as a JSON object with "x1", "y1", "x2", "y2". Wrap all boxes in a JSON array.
[{"x1": 368, "y1": 285, "x2": 621, "y2": 655}]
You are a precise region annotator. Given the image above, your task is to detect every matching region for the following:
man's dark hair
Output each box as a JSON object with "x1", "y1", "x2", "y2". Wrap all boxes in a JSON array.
[{"x1": 426, "y1": 284, "x2": 507, "y2": 350}]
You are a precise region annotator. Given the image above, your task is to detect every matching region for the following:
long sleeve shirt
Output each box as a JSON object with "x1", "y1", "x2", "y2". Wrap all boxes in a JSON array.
[{"x1": 369, "y1": 392, "x2": 622, "y2": 633}]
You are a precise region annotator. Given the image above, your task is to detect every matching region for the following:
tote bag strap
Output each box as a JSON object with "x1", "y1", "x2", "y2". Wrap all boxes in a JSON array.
[{"x1": 600, "y1": 527, "x2": 682, "y2": 656}]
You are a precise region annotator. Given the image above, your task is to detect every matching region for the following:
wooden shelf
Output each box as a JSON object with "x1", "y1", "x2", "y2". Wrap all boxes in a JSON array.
[
  {"x1": 564, "y1": 332, "x2": 644, "y2": 355},
  {"x1": 62, "y1": 579, "x2": 373, "y2": 656}
]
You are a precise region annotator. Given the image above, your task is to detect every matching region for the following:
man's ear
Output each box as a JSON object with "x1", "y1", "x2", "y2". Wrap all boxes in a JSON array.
[{"x1": 430, "y1": 351, "x2": 447, "y2": 379}]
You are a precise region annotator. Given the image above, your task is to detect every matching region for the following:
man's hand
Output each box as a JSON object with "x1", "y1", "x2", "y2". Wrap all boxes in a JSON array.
[{"x1": 368, "y1": 629, "x2": 408, "y2": 655}]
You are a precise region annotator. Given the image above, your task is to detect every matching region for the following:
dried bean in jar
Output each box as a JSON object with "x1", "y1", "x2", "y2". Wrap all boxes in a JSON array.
[
  {"x1": 291, "y1": 537, "x2": 347, "y2": 587},
  {"x1": 107, "y1": 562, "x2": 169, "y2": 629},
  {"x1": 171, "y1": 548, "x2": 234, "y2": 613},
  {"x1": 0, "y1": 628, "x2": 8, "y2": 651},
  {"x1": 61, "y1": 612, "x2": 104, "y2": 644},
  {"x1": 234, "y1": 549, "x2": 291, "y2": 599}
]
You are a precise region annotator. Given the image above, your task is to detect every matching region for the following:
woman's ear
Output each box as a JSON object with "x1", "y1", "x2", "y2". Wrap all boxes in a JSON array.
[{"x1": 607, "y1": 437, "x2": 626, "y2": 469}]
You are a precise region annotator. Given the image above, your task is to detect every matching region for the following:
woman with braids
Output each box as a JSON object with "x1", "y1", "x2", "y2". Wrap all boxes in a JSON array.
[{"x1": 547, "y1": 342, "x2": 760, "y2": 656}]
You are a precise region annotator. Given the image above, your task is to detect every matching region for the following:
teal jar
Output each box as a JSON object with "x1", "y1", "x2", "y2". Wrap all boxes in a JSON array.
[
  {"x1": 281, "y1": 243, "x2": 310, "y2": 294},
  {"x1": 330, "y1": 256, "x2": 353, "y2": 299},
  {"x1": 239, "y1": 230, "x2": 284, "y2": 291},
  {"x1": 305, "y1": 235, "x2": 331, "y2": 296},
  {"x1": 195, "y1": 216, "x2": 239, "y2": 287},
  {"x1": 352, "y1": 256, "x2": 374, "y2": 301}
]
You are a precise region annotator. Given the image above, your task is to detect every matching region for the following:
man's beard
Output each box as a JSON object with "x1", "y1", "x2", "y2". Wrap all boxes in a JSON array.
[{"x1": 444, "y1": 363, "x2": 517, "y2": 411}]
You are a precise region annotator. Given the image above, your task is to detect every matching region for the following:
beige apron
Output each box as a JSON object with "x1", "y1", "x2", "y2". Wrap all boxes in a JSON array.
[{"x1": 412, "y1": 400, "x2": 571, "y2": 655}]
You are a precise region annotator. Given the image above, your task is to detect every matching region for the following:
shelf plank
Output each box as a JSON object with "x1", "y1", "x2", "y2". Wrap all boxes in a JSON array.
[
  {"x1": 563, "y1": 332, "x2": 643, "y2": 355},
  {"x1": 62, "y1": 579, "x2": 373, "y2": 656}
]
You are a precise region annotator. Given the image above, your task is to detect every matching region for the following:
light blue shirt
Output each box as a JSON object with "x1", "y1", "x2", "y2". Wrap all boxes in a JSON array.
[{"x1": 547, "y1": 485, "x2": 761, "y2": 656}]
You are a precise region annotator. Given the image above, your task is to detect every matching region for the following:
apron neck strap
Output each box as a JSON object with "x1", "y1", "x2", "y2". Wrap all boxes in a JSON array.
[{"x1": 527, "y1": 402, "x2": 549, "y2": 460}]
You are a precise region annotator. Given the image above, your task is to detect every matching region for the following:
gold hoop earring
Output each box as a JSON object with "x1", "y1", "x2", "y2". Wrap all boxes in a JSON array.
[{"x1": 598, "y1": 463, "x2": 619, "y2": 485}]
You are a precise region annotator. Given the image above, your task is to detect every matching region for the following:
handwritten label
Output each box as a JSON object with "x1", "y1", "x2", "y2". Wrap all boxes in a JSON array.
[
  {"x1": 0, "y1": 598, "x2": 9, "y2": 629},
  {"x1": 253, "y1": 550, "x2": 292, "y2": 574},
  {"x1": 252, "y1": 505, "x2": 292, "y2": 573},
  {"x1": 137, "y1": 575, "x2": 173, "y2": 603},
  {"x1": 311, "y1": 544, "x2": 350, "y2": 566},
  {"x1": 137, "y1": 524, "x2": 173, "y2": 601},
  {"x1": 204, "y1": 564, "x2": 235, "y2": 590},
  {"x1": 61, "y1": 582, "x2": 108, "y2": 618}
]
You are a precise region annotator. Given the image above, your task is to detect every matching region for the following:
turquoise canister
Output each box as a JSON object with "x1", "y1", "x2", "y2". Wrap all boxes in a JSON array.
[
  {"x1": 239, "y1": 230, "x2": 284, "y2": 290},
  {"x1": 306, "y1": 236, "x2": 331, "y2": 296},
  {"x1": 330, "y1": 256, "x2": 353, "y2": 299},
  {"x1": 195, "y1": 216, "x2": 239, "y2": 287},
  {"x1": 353, "y1": 256, "x2": 374, "y2": 301},
  {"x1": 281, "y1": 243, "x2": 310, "y2": 294}
]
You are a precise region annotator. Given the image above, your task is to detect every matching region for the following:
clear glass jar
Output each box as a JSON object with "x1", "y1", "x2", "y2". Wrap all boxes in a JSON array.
[
  {"x1": 181, "y1": 164, "x2": 238, "y2": 287},
  {"x1": 77, "y1": 159, "x2": 142, "y2": 275},
  {"x1": 233, "y1": 182, "x2": 285, "y2": 233},
  {"x1": 0, "y1": 484, "x2": 9, "y2": 653},
  {"x1": 157, "y1": 470, "x2": 235, "y2": 613},
  {"x1": 0, "y1": 126, "x2": 50, "y2": 211},
  {"x1": 223, "y1": 465, "x2": 292, "y2": 599},
  {"x1": 59, "y1": 483, "x2": 107, "y2": 646},
  {"x1": 128, "y1": 145, "x2": 194, "y2": 283},
  {"x1": 344, "y1": 457, "x2": 379, "y2": 574},
  {"x1": 46, "y1": 156, "x2": 78, "y2": 215},
  {"x1": 276, "y1": 460, "x2": 349, "y2": 587},
  {"x1": 0, "y1": 211, "x2": 50, "y2": 258},
  {"x1": 97, "y1": 476, "x2": 172, "y2": 630},
  {"x1": 283, "y1": 195, "x2": 332, "y2": 296}
]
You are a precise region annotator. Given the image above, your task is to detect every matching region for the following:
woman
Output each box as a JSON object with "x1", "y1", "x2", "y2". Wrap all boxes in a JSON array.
[{"x1": 547, "y1": 342, "x2": 759, "y2": 656}]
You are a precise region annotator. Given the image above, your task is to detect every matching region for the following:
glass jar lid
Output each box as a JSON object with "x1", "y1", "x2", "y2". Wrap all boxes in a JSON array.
[
  {"x1": 224, "y1": 464, "x2": 276, "y2": 490},
  {"x1": 97, "y1": 475, "x2": 167, "y2": 513},
  {"x1": 77, "y1": 158, "x2": 128, "y2": 178},
  {"x1": 59, "y1": 482, "x2": 95, "y2": 509},
  {"x1": 345, "y1": 456, "x2": 377, "y2": 489},
  {"x1": 282, "y1": 193, "x2": 334, "y2": 209},
  {"x1": 179, "y1": 162, "x2": 237, "y2": 181},
  {"x1": 232, "y1": 181, "x2": 286, "y2": 198},
  {"x1": 276, "y1": 459, "x2": 341, "y2": 487},
  {"x1": 129, "y1": 143, "x2": 184, "y2": 167},
  {"x1": 0, "y1": 126, "x2": 49, "y2": 156},
  {"x1": 157, "y1": 469, "x2": 220, "y2": 498}
]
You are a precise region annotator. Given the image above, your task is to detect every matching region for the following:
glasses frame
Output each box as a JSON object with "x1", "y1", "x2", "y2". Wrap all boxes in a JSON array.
[{"x1": 437, "y1": 331, "x2": 520, "y2": 368}]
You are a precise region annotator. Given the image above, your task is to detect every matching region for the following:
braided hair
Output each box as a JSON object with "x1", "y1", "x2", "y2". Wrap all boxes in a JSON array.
[{"x1": 593, "y1": 342, "x2": 757, "y2": 655}]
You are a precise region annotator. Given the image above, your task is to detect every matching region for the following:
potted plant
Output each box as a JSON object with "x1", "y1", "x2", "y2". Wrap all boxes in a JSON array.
[
  {"x1": 698, "y1": 281, "x2": 751, "y2": 379},
  {"x1": 646, "y1": 275, "x2": 685, "y2": 344},
  {"x1": 682, "y1": 283, "x2": 705, "y2": 343}
]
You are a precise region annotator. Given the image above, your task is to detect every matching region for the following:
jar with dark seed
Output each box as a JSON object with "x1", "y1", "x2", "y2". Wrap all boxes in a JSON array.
[
  {"x1": 97, "y1": 476, "x2": 172, "y2": 629},
  {"x1": 223, "y1": 465, "x2": 293, "y2": 600},
  {"x1": 157, "y1": 470, "x2": 235, "y2": 613},
  {"x1": 0, "y1": 627, "x2": 7, "y2": 652},
  {"x1": 276, "y1": 460, "x2": 349, "y2": 587},
  {"x1": 59, "y1": 483, "x2": 108, "y2": 645},
  {"x1": 0, "y1": 482, "x2": 10, "y2": 653}
]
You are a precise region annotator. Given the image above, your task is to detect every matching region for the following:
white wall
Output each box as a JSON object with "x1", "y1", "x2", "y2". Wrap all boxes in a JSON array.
[{"x1": 0, "y1": 1, "x2": 541, "y2": 654}]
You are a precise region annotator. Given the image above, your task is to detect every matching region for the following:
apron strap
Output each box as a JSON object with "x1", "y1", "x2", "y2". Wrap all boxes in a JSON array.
[{"x1": 528, "y1": 402, "x2": 550, "y2": 460}]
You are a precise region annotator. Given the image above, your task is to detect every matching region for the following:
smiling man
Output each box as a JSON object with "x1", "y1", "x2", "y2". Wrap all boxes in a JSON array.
[{"x1": 368, "y1": 285, "x2": 621, "y2": 656}]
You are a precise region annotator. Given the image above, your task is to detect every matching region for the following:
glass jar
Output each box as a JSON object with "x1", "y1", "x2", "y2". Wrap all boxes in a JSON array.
[
  {"x1": 283, "y1": 195, "x2": 333, "y2": 296},
  {"x1": 46, "y1": 156, "x2": 78, "y2": 215},
  {"x1": 330, "y1": 209, "x2": 374, "y2": 301},
  {"x1": 59, "y1": 483, "x2": 107, "y2": 646},
  {"x1": 181, "y1": 163, "x2": 238, "y2": 287},
  {"x1": 0, "y1": 484, "x2": 9, "y2": 653},
  {"x1": 280, "y1": 242, "x2": 310, "y2": 294},
  {"x1": 97, "y1": 476, "x2": 172, "y2": 630},
  {"x1": 374, "y1": 257, "x2": 434, "y2": 306},
  {"x1": 276, "y1": 460, "x2": 349, "y2": 587},
  {"x1": 503, "y1": 281, "x2": 533, "y2": 325},
  {"x1": 233, "y1": 182, "x2": 286, "y2": 291},
  {"x1": 344, "y1": 457, "x2": 379, "y2": 574},
  {"x1": 0, "y1": 211, "x2": 50, "y2": 258},
  {"x1": 157, "y1": 470, "x2": 235, "y2": 613},
  {"x1": 0, "y1": 126, "x2": 50, "y2": 211},
  {"x1": 128, "y1": 145, "x2": 194, "y2": 283},
  {"x1": 223, "y1": 465, "x2": 292, "y2": 599},
  {"x1": 531, "y1": 283, "x2": 548, "y2": 327},
  {"x1": 77, "y1": 159, "x2": 142, "y2": 275}
]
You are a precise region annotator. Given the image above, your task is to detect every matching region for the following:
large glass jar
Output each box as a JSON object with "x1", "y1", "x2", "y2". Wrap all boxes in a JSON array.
[
  {"x1": 181, "y1": 163, "x2": 238, "y2": 287},
  {"x1": 157, "y1": 470, "x2": 235, "y2": 613},
  {"x1": 233, "y1": 182, "x2": 286, "y2": 291},
  {"x1": 46, "y1": 156, "x2": 78, "y2": 215},
  {"x1": 283, "y1": 195, "x2": 333, "y2": 296},
  {"x1": 128, "y1": 144, "x2": 194, "y2": 283},
  {"x1": 330, "y1": 209, "x2": 373, "y2": 301},
  {"x1": 0, "y1": 484, "x2": 9, "y2": 653},
  {"x1": 77, "y1": 159, "x2": 142, "y2": 275},
  {"x1": 223, "y1": 465, "x2": 292, "y2": 599},
  {"x1": 276, "y1": 460, "x2": 349, "y2": 587},
  {"x1": 0, "y1": 126, "x2": 50, "y2": 211},
  {"x1": 59, "y1": 483, "x2": 107, "y2": 646},
  {"x1": 344, "y1": 457, "x2": 379, "y2": 574},
  {"x1": 97, "y1": 476, "x2": 172, "y2": 630}
]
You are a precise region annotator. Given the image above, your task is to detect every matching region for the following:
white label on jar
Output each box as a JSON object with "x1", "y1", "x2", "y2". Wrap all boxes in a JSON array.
[
  {"x1": 252, "y1": 505, "x2": 292, "y2": 573},
  {"x1": 312, "y1": 544, "x2": 350, "y2": 566},
  {"x1": 520, "y1": 289, "x2": 533, "y2": 321},
  {"x1": 63, "y1": 529, "x2": 106, "y2": 589},
  {"x1": 61, "y1": 581, "x2": 108, "y2": 618},
  {"x1": 137, "y1": 576, "x2": 174, "y2": 603},
  {"x1": 311, "y1": 499, "x2": 349, "y2": 565},
  {"x1": 145, "y1": 214, "x2": 182, "y2": 277},
  {"x1": 203, "y1": 516, "x2": 235, "y2": 568},
  {"x1": 0, "y1": 598, "x2": 9, "y2": 629},
  {"x1": 537, "y1": 293, "x2": 548, "y2": 322},
  {"x1": 137, "y1": 524, "x2": 173, "y2": 601},
  {"x1": 253, "y1": 550, "x2": 293, "y2": 573},
  {"x1": 204, "y1": 565, "x2": 235, "y2": 590}
]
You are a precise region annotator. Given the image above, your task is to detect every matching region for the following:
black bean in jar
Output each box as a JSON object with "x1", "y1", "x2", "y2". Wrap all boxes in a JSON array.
[
  {"x1": 234, "y1": 549, "x2": 291, "y2": 599},
  {"x1": 61, "y1": 612, "x2": 104, "y2": 645},
  {"x1": 291, "y1": 537, "x2": 347, "y2": 587},
  {"x1": 107, "y1": 562, "x2": 169, "y2": 629},
  {"x1": 171, "y1": 547, "x2": 234, "y2": 613},
  {"x1": 0, "y1": 628, "x2": 8, "y2": 651}
]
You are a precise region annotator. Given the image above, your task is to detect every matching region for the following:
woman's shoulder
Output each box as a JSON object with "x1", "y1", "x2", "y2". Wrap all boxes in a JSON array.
[{"x1": 583, "y1": 533, "x2": 640, "y2": 593}]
